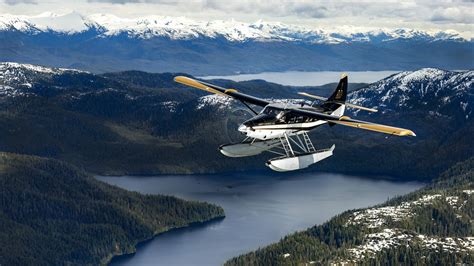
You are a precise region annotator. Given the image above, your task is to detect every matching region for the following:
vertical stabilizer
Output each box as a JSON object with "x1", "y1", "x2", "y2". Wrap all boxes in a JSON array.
[
  {"x1": 328, "y1": 73, "x2": 348, "y2": 102},
  {"x1": 320, "y1": 73, "x2": 348, "y2": 114}
]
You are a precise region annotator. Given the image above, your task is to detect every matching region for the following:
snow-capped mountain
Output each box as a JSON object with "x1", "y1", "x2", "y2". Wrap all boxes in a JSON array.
[
  {"x1": 1, "y1": 12, "x2": 472, "y2": 75},
  {"x1": 0, "y1": 12, "x2": 469, "y2": 43},
  {"x1": 349, "y1": 68, "x2": 473, "y2": 120}
]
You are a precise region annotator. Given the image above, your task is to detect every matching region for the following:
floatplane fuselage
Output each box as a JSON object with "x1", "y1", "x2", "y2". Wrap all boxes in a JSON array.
[
  {"x1": 174, "y1": 74, "x2": 415, "y2": 172},
  {"x1": 237, "y1": 102, "x2": 338, "y2": 140}
]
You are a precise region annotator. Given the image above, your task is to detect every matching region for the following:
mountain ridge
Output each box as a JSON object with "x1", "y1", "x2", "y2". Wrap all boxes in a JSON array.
[
  {"x1": 0, "y1": 12, "x2": 470, "y2": 43},
  {"x1": 1, "y1": 13, "x2": 472, "y2": 75}
]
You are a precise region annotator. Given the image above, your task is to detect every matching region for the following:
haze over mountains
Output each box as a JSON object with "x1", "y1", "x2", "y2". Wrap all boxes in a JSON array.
[{"x1": 1, "y1": 12, "x2": 473, "y2": 75}]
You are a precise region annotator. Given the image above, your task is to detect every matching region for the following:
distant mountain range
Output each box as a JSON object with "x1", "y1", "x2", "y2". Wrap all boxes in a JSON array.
[
  {"x1": 0, "y1": 62, "x2": 472, "y2": 179},
  {"x1": 1, "y1": 12, "x2": 473, "y2": 75}
]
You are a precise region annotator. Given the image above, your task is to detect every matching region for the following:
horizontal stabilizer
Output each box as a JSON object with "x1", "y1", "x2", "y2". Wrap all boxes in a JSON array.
[
  {"x1": 298, "y1": 92, "x2": 378, "y2": 112},
  {"x1": 298, "y1": 92, "x2": 328, "y2": 101},
  {"x1": 344, "y1": 103, "x2": 378, "y2": 113}
]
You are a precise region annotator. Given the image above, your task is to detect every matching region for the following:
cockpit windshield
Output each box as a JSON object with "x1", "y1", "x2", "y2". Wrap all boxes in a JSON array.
[
  {"x1": 244, "y1": 105, "x2": 312, "y2": 127},
  {"x1": 261, "y1": 106, "x2": 282, "y2": 116}
]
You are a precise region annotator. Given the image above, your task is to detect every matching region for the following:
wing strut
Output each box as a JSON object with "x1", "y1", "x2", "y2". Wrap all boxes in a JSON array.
[{"x1": 239, "y1": 100, "x2": 259, "y2": 115}]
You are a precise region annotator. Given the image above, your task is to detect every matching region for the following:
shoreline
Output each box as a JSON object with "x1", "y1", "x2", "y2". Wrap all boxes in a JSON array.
[
  {"x1": 104, "y1": 215, "x2": 226, "y2": 265},
  {"x1": 95, "y1": 169, "x2": 427, "y2": 185}
]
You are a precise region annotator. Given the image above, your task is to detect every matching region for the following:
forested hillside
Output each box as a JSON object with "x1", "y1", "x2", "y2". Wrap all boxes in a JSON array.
[
  {"x1": 0, "y1": 63, "x2": 472, "y2": 180},
  {"x1": 0, "y1": 152, "x2": 224, "y2": 265},
  {"x1": 226, "y1": 158, "x2": 474, "y2": 265}
]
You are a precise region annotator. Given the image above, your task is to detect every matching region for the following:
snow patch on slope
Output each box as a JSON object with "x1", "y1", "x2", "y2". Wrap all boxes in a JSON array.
[
  {"x1": 0, "y1": 62, "x2": 87, "y2": 93},
  {"x1": 342, "y1": 190, "x2": 474, "y2": 262},
  {"x1": 196, "y1": 94, "x2": 234, "y2": 110},
  {"x1": 347, "y1": 229, "x2": 473, "y2": 261}
]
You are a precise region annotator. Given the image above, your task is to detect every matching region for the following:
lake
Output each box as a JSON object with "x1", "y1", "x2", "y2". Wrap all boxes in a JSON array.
[
  {"x1": 199, "y1": 71, "x2": 399, "y2": 86},
  {"x1": 98, "y1": 172, "x2": 422, "y2": 266}
]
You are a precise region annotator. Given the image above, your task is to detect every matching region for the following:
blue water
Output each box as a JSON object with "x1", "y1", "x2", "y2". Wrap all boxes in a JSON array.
[
  {"x1": 199, "y1": 71, "x2": 399, "y2": 86},
  {"x1": 98, "y1": 172, "x2": 422, "y2": 266}
]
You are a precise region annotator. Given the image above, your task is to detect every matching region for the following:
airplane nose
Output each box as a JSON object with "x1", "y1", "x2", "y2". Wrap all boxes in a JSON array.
[{"x1": 238, "y1": 124, "x2": 247, "y2": 132}]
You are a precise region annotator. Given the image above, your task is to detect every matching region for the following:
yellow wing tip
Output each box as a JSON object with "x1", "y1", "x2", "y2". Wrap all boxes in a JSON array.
[
  {"x1": 174, "y1": 75, "x2": 189, "y2": 83},
  {"x1": 399, "y1": 130, "x2": 416, "y2": 137},
  {"x1": 341, "y1": 73, "x2": 348, "y2": 79},
  {"x1": 225, "y1": 88, "x2": 238, "y2": 93}
]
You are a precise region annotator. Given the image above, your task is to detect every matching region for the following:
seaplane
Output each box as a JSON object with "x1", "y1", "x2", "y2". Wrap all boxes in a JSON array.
[{"x1": 174, "y1": 74, "x2": 416, "y2": 172}]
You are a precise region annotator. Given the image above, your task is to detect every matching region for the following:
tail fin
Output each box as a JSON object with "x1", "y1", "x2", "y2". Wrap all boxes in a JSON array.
[
  {"x1": 327, "y1": 73, "x2": 348, "y2": 102},
  {"x1": 320, "y1": 73, "x2": 347, "y2": 115}
]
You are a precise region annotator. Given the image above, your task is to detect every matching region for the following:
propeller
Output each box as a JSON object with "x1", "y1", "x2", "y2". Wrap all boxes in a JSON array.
[{"x1": 224, "y1": 107, "x2": 254, "y2": 143}]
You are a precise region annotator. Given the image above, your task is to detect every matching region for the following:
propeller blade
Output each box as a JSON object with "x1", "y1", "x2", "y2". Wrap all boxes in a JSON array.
[{"x1": 298, "y1": 92, "x2": 327, "y2": 101}]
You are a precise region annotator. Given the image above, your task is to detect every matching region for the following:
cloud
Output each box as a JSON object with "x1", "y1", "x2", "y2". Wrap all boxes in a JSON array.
[
  {"x1": 431, "y1": 6, "x2": 474, "y2": 23},
  {"x1": 2, "y1": 0, "x2": 37, "y2": 5},
  {"x1": 203, "y1": 1, "x2": 340, "y2": 18},
  {"x1": 87, "y1": 0, "x2": 187, "y2": 3},
  {"x1": 201, "y1": 0, "x2": 441, "y2": 21}
]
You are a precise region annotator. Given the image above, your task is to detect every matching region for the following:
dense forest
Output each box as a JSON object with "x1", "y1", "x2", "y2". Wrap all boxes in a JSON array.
[
  {"x1": 0, "y1": 152, "x2": 224, "y2": 265},
  {"x1": 225, "y1": 158, "x2": 474, "y2": 265}
]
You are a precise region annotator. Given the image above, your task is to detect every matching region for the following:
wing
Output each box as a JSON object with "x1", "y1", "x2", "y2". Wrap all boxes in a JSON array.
[
  {"x1": 290, "y1": 108, "x2": 416, "y2": 137},
  {"x1": 174, "y1": 76, "x2": 270, "y2": 107}
]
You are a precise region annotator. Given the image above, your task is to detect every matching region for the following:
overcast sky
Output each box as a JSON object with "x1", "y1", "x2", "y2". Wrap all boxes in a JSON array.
[{"x1": 1, "y1": 0, "x2": 473, "y2": 36}]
